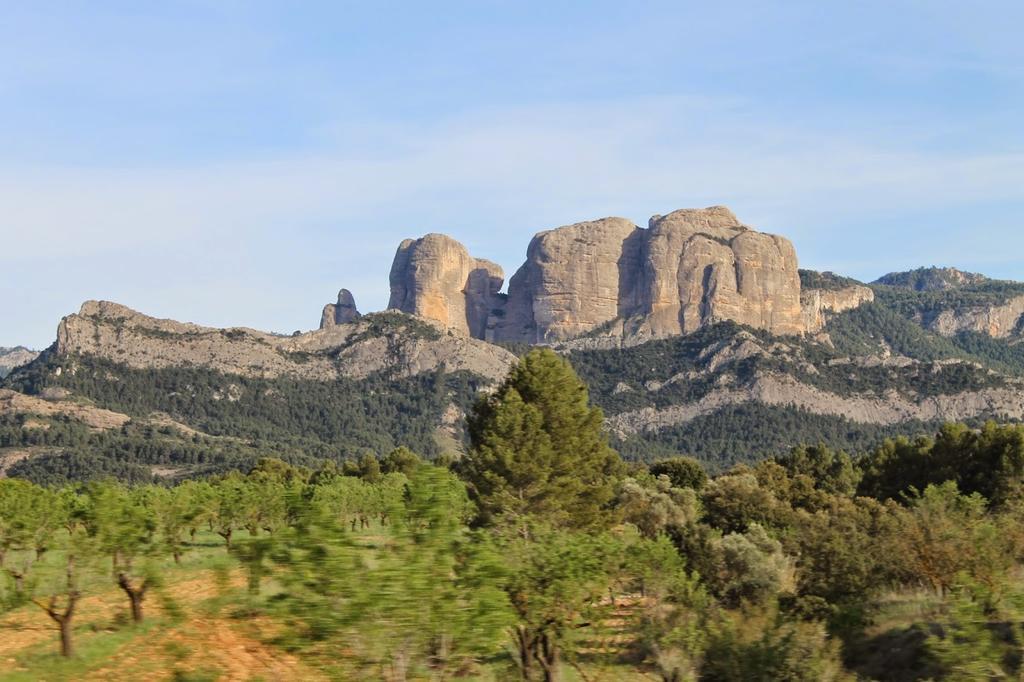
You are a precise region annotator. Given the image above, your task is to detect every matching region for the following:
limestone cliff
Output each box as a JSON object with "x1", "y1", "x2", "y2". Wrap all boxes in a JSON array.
[
  {"x1": 492, "y1": 206, "x2": 806, "y2": 343},
  {"x1": 923, "y1": 295, "x2": 1024, "y2": 338},
  {"x1": 874, "y1": 267, "x2": 1024, "y2": 338},
  {"x1": 498, "y1": 217, "x2": 642, "y2": 343},
  {"x1": 387, "y1": 234, "x2": 504, "y2": 339},
  {"x1": 801, "y1": 285, "x2": 876, "y2": 333}
]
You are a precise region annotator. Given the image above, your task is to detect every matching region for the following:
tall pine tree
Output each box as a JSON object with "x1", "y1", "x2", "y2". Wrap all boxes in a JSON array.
[{"x1": 461, "y1": 348, "x2": 623, "y2": 532}]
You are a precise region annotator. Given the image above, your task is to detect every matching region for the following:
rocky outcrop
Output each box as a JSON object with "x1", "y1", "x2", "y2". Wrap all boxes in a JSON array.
[
  {"x1": 57, "y1": 300, "x2": 516, "y2": 382},
  {"x1": 923, "y1": 295, "x2": 1024, "y2": 338},
  {"x1": 0, "y1": 388, "x2": 130, "y2": 430},
  {"x1": 875, "y1": 267, "x2": 988, "y2": 291},
  {"x1": 490, "y1": 206, "x2": 806, "y2": 343},
  {"x1": 497, "y1": 217, "x2": 642, "y2": 343},
  {"x1": 606, "y1": 371, "x2": 1024, "y2": 438},
  {"x1": 801, "y1": 284, "x2": 876, "y2": 333},
  {"x1": 388, "y1": 234, "x2": 504, "y2": 338},
  {"x1": 0, "y1": 347, "x2": 39, "y2": 378},
  {"x1": 320, "y1": 289, "x2": 361, "y2": 329}
]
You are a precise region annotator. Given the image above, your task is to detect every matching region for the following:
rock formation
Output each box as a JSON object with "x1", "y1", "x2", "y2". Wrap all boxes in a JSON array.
[
  {"x1": 923, "y1": 295, "x2": 1024, "y2": 338},
  {"x1": 801, "y1": 284, "x2": 876, "y2": 333},
  {"x1": 874, "y1": 267, "x2": 1024, "y2": 338},
  {"x1": 58, "y1": 300, "x2": 516, "y2": 382},
  {"x1": 390, "y1": 207, "x2": 814, "y2": 343},
  {"x1": 498, "y1": 217, "x2": 642, "y2": 343},
  {"x1": 387, "y1": 234, "x2": 504, "y2": 339},
  {"x1": 635, "y1": 208, "x2": 804, "y2": 339},
  {"x1": 500, "y1": 207, "x2": 805, "y2": 342},
  {"x1": 320, "y1": 289, "x2": 361, "y2": 329}
]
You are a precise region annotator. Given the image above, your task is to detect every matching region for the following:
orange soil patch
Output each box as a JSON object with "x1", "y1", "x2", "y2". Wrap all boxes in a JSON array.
[
  {"x1": 0, "y1": 570, "x2": 243, "y2": 660},
  {"x1": 84, "y1": 616, "x2": 326, "y2": 682}
]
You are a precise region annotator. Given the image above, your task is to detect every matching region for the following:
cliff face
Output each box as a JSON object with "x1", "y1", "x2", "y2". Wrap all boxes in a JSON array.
[
  {"x1": 873, "y1": 267, "x2": 1024, "y2": 339},
  {"x1": 498, "y1": 217, "x2": 641, "y2": 343},
  {"x1": 390, "y1": 207, "x2": 814, "y2": 343},
  {"x1": 387, "y1": 234, "x2": 504, "y2": 339},
  {"x1": 923, "y1": 295, "x2": 1024, "y2": 338},
  {"x1": 801, "y1": 285, "x2": 876, "y2": 333}
]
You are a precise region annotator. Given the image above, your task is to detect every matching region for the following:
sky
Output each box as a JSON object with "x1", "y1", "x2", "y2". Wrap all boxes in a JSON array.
[{"x1": 2, "y1": 1, "x2": 1023, "y2": 349}]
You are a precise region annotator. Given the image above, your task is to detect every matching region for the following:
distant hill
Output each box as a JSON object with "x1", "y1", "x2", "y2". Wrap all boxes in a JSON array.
[
  {"x1": 874, "y1": 266, "x2": 988, "y2": 291},
  {"x1": 0, "y1": 346, "x2": 39, "y2": 379}
]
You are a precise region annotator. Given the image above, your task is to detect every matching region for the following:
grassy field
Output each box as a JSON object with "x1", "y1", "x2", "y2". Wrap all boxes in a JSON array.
[{"x1": 0, "y1": 527, "x2": 656, "y2": 681}]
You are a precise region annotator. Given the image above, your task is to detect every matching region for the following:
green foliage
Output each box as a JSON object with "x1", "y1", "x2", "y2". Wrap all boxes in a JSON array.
[
  {"x1": 6, "y1": 353, "x2": 486, "y2": 477},
  {"x1": 617, "y1": 475, "x2": 700, "y2": 539},
  {"x1": 700, "y1": 471, "x2": 788, "y2": 534},
  {"x1": 462, "y1": 348, "x2": 624, "y2": 531},
  {"x1": 925, "y1": 582, "x2": 1017, "y2": 681},
  {"x1": 859, "y1": 421, "x2": 1024, "y2": 505},
  {"x1": 629, "y1": 535, "x2": 710, "y2": 682},
  {"x1": 789, "y1": 496, "x2": 898, "y2": 631},
  {"x1": 380, "y1": 446, "x2": 421, "y2": 475},
  {"x1": 701, "y1": 609, "x2": 851, "y2": 682},
  {"x1": 502, "y1": 526, "x2": 623, "y2": 679},
  {"x1": 650, "y1": 457, "x2": 708, "y2": 490},
  {"x1": 890, "y1": 482, "x2": 1016, "y2": 600},
  {"x1": 714, "y1": 524, "x2": 789, "y2": 608},
  {"x1": 799, "y1": 269, "x2": 864, "y2": 291},
  {"x1": 616, "y1": 403, "x2": 945, "y2": 471},
  {"x1": 775, "y1": 444, "x2": 861, "y2": 497},
  {"x1": 271, "y1": 466, "x2": 512, "y2": 678}
]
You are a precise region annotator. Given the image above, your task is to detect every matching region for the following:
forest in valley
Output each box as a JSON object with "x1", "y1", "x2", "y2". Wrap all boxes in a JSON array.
[{"x1": 3, "y1": 349, "x2": 1024, "y2": 680}]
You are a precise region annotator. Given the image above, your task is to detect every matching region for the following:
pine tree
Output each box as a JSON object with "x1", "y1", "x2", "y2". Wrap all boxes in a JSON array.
[{"x1": 462, "y1": 348, "x2": 623, "y2": 532}]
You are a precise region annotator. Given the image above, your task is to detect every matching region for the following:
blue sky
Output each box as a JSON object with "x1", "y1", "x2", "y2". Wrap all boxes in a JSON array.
[{"x1": 2, "y1": 1, "x2": 1023, "y2": 348}]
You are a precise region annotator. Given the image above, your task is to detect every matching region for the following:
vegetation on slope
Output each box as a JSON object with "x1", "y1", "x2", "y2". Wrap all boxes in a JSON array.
[{"x1": 4, "y1": 352, "x2": 486, "y2": 468}]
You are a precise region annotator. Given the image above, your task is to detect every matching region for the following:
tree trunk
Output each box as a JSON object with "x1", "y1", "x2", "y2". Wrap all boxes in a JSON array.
[
  {"x1": 219, "y1": 529, "x2": 232, "y2": 549},
  {"x1": 515, "y1": 626, "x2": 536, "y2": 680},
  {"x1": 117, "y1": 574, "x2": 147, "y2": 623},
  {"x1": 247, "y1": 563, "x2": 262, "y2": 595},
  {"x1": 35, "y1": 590, "x2": 79, "y2": 658},
  {"x1": 59, "y1": 614, "x2": 74, "y2": 657},
  {"x1": 129, "y1": 593, "x2": 144, "y2": 623},
  {"x1": 536, "y1": 633, "x2": 561, "y2": 682}
]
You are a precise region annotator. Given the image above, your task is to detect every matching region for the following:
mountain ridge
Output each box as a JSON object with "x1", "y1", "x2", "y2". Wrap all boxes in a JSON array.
[{"x1": 4, "y1": 206, "x2": 1024, "y2": 479}]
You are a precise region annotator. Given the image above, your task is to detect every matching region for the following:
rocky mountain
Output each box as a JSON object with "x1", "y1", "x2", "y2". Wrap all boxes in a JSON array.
[
  {"x1": 4, "y1": 205, "x2": 1024, "y2": 481},
  {"x1": 0, "y1": 347, "x2": 39, "y2": 378},
  {"x1": 872, "y1": 268, "x2": 1024, "y2": 339},
  {"x1": 388, "y1": 233, "x2": 505, "y2": 339},
  {"x1": 387, "y1": 206, "x2": 872, "y2": 344},
  {"x1": 57, "y1": 300, "x2": 514, "y2": 382}
]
